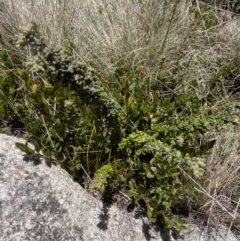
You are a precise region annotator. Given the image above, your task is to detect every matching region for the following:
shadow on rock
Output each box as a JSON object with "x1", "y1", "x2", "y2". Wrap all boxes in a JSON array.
[
  {"x1": 97, "y1": 202, "x2": 110, "y2": 231},
  {"x1": 23, "y1": 155, "x2": 42, "y2": 165}
]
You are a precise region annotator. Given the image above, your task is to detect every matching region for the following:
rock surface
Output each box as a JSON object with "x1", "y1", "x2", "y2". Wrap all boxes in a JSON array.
[{"x1": 0, "y1": 133, "x2": 239, "y2": 241}]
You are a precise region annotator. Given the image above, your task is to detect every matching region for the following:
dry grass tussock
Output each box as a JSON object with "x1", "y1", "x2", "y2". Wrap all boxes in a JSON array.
[
  {"x1": 198, "y1": 126, "x2": 240, "y2": 226},
  {"x1": 1, "y1": 0, "x2": 239, "y2": 98},
  {"x1": 1, "y1": 0, "x2": 240, "y2": 229}
]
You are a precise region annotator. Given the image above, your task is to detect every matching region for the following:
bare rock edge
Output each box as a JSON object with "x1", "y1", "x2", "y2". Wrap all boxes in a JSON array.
[{"x1": 0, "y1": 133, "x2": 239, "y2": 241}]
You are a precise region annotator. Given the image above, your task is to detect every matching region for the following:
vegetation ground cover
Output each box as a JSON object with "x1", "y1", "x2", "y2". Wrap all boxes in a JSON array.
[{"x1": 1, "y1": 0, "x2": 240, "y2": 230}]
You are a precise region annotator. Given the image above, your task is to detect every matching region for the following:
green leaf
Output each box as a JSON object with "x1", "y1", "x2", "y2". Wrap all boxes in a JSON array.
[
  {"x1": 146, "y1": 171, "x2": 154, "y2": 178},
  {"x1": 149, "y1": 198, "x2": 159, "y2": 208},
  {"x1": 31, "y1": 139, "x2": 41, "y2": 153},
  {"x1": 15, "y1": 142, "x2": 39, "y2": 158},
  {"x1": 171, "y1": 172, "x2": 180, "y2": 177},
  {"x1": 9, "y1": 87, "x2": 15, "y2": 94},
  {"x1": 147, "y1": 209, "x2": 157, "y2": 223},
  {"x1": 127, "y1": 189, "x2": 137, "y2": 197},
  {"x1": 28, "y1": 122, "x2": 41, "y2": 136},
  {"x1": 175, "y1": 219, "x2": 186, "y2": 231},
  {"x1": 137, "y1": 185, "x2": 146, "y2": 195},
  {"x1": 42, "y1": 148, "x2": 52, "y2": 164},
  {"x1": 162, "y1": 201, "x2": 171, "y2": 209},
  {"x1": 147, "y1": 208, "x2": 153, "y2": 218}
]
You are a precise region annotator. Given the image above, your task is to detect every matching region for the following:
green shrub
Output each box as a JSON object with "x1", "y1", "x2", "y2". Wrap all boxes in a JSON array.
[
  {"x1": 0, "y1": 23, "x2": 238, "y2": 230},
  {"x1": 9, "y1": 24, "x2": 122, "y2": 181}
]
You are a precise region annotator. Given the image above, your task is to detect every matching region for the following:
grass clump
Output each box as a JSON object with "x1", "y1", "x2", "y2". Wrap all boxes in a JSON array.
[{"x1": 1, "y1": 0, "x2": 240, "y2": 232}]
